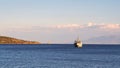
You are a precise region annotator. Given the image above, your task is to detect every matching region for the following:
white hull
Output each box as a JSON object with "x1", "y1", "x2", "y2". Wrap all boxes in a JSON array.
[
  {"x1": 74, "y1": 37, "x2": 82, "y2": 48},
  {"x1": 76, "y1": 42, "x2": 82, "y2": 48}
]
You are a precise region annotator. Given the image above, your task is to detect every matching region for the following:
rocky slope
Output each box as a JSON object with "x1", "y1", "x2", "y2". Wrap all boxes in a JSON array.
[{"x1": 0, "y1": 36, "x2": 40, "y2": 44}]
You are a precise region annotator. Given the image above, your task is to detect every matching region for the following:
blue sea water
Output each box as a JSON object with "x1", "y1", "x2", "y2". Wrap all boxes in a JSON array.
[{"x1": 0, "y1": 44, "x2": 120, "y2": 68}]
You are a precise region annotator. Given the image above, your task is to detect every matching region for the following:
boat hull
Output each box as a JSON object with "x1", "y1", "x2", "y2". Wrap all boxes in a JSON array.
[{"x1": 74, "y1": 42, "x2": 82, "y2": 48}]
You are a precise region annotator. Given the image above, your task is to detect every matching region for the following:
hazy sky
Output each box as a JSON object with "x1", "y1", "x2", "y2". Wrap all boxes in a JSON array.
[{"x1": 0, "y1": 0, "x2": 120, "y2": 43}]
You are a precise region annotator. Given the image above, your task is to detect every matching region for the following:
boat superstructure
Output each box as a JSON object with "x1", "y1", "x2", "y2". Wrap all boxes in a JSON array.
[{"x1": 74, "y1": 37, "x2": 82, "y2": 48}]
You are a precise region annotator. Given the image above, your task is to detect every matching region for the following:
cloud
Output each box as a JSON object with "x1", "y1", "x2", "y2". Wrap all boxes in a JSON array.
[
  {"x1": 99, "y1": 24, "x2": 120, "y2": 29},
  {"x1": 51, "y1": 23, "x2": 120, "y2": 30},
  {"x1": 2, "y1": 23, "x2": 119, "y2": 32},
  {"x1": 74, "y1": 23, "x2": 120, "y2": 30},
  {"x1": 2, "y1": 23, "x2": 120, "y2": 32},
  {"x1": 1, "y1": 23, "x2": 120, "y2": 43},
  {"x1": 87, "y1": 22, "x2": 96, "y2": 27},
  {"x1": 54, "y1": 24, "x2": 84, "y2": 29}
]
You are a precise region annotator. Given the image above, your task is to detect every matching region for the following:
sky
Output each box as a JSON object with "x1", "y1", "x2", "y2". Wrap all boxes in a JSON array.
[{"x1": 0, "y1": 0, "x2": 120, "y2": 43}]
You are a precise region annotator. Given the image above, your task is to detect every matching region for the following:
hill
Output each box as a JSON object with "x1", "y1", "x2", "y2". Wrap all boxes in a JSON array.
[
  {"x1": 0, "y1": 36, "x2": 40, "y2": 44},
  {"x1": 84, "y1": 35, "x2": 120, "y2": 44}
]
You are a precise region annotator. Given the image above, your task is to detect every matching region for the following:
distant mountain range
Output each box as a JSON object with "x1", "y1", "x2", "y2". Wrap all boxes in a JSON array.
[
  {"x1": 84, "y1": 35, "x2": 120, "y2": 44},
  {"x1": 0, "y1": 36, "x2": 40, "y2": 44}
]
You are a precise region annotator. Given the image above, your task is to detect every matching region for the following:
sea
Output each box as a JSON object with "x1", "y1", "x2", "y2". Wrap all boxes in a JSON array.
[{"x1": 0, "y1": 44, "x2": 120, "y2": 68}]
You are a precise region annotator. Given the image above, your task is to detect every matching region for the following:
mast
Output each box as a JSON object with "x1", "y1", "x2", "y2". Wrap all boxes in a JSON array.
[{"x1": 74, "y1": 36, "x2": 82, "y2": 48}]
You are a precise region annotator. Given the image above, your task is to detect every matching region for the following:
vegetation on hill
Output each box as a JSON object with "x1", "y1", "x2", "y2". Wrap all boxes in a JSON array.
[{"x1": 0, "y1": 36, "x2": 40, "y2": 44}]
